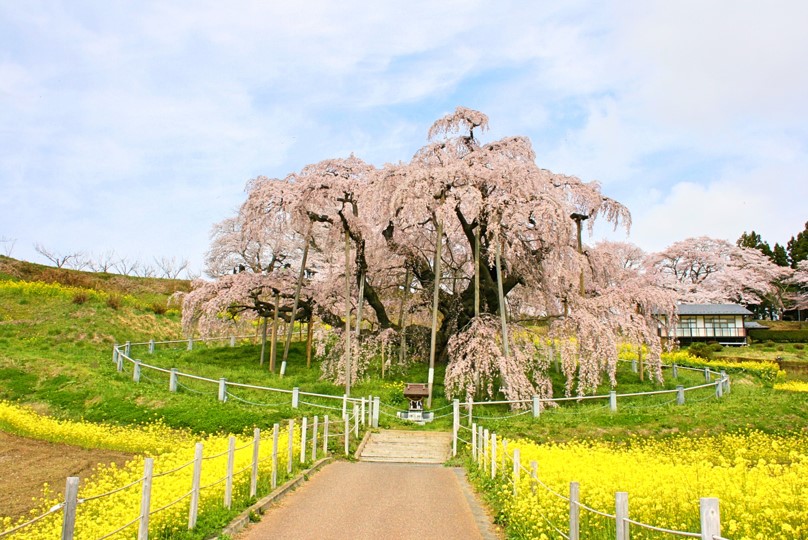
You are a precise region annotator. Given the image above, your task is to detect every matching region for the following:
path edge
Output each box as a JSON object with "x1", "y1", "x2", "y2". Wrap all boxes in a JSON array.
[{"x1": 215, "y1": 456, "x2": 332, "y2": 539}]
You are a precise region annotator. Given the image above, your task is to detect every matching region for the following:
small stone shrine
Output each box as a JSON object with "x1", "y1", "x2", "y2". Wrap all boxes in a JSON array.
[{"x1": 397, "y1": 383, "x2": 434, "y2": 424}]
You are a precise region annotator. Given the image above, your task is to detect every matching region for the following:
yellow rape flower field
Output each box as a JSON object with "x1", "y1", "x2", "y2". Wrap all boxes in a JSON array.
[
  {"x1": 472, "y1": 430, "x2": 808, "y2": 540},
  {"x1": 0, "y1": 402, "x2": 303, "y2": 539}
]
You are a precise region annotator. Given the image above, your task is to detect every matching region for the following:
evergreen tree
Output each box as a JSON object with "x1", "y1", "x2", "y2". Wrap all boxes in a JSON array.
[
  {"x1": 737, "y1": 230, "x2": 774, "y2": 259},
  {"x1": 772, "y1": 243, "x2": 790, "y2": 267},
  {"x1": 787, "y1": 222, "x2": 808, "y2": 269}
]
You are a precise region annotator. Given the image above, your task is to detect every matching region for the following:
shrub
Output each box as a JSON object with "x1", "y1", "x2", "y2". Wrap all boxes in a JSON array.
[
  {"x1": 106, "y1": 295, "x2": 122, "y2": 310},
  {"x1": 72, "y1": 291, "x2": 89, "y2": 304},
  {"x1": 149, "y1": 302, "x2": 167, "y2": 315},
  {"x1": 687, "y1": 342, "x2": 713, "y2": 359},
  {"x1": 750, "y1": 329, "x2": 808, "y2": 343},
  {"x1": 795, "y1": 344, "x2": 805, "y2": 350}
]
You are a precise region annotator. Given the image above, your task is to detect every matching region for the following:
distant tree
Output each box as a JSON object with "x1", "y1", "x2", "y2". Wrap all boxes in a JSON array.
[
  {"x1": 154, "y1": 256, "x2": 189, "y2": 279},
  {"x1": 0, "y1": 236, "x2": 16, "y2": 257},
  {"x1": 737, "y1": 230, "x2": 774, "y2": 259},
  {"x1": 787, "y1": 221, "x2": 808, "y2": 269},
  {"x1": 772, "y1": 243, "x2": 790, "y2": 267},
  {"x1": 112, "y1": 257, "x2": 138, "y2": 276},
  {"x1": 34, "y1": 243, "x2": 84, "y2": 269},
  {"x1": 89, "y1": 250, "x2": 119, "y2": 273},
  {"x1": 648, "y1": 236, "x2": 791, "y2": 308},
  {"x1": 791, "y1": 260, "x2": 808, "y2": 311}
]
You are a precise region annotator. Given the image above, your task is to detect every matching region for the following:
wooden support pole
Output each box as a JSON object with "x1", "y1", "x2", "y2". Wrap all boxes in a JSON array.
[
  {"x1": 300, "y1": 417, "x2": 308, "y2": 464},
  {"x1": 699, "y1": 497, "x2": 721, "y2": 540},
  {"x1": 569, "y1": 482, "x2": 580, "y2": 540},
  {"x1": 61, "y1": 477, "x2": 79, "y2": 540},
  {"x1": 138, "y1": 458, "x2": 153, "y2": 540},
  {"x1": 250, "y1": 428, "x2": 260, "y2": 497},
  {"x1": 615, "y1": 491, "x2": 629, "y2": 540},
  {"x1": 225, "y1": 436, "x2": 235, "y2": 509},
  {"x1": 188, "y1": 443, "x2": 203, "y2": 530},
  {"x1": 427, "y1": 216, "x2": 443, "y2": 409}
]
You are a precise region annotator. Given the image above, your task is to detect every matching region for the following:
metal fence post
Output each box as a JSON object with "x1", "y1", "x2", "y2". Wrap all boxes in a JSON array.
[
  {"x1": 61, "y1": 477, "x2": 79, "y2": 540},
  {"x1": 715, "y1": 380, "x2": 723, "y2": 398},
  {"x1": 532, "y1": 395, "x2": 540, "y2": 417},
  {"x1": 373, "y1": 396, "x2": 380, "y2": 428},
  {"x1": 300, "y1": 417, "x2": 308, "y2": 463},
  {"x1": 138, "y1": 458, "x2": 154, "y2": 540},
  {"x1": 133, "y1": 360, "x2": 141, "y2": 383},
  {"x1": 292, "y1": 387, "x2": 299, "y2": 408},
  {"x1": 148, "y1": 339, "x2": 154, "y2": 354},
  {"x1": 353, "y1": 404, "x2": 359, "y2": 438},
  {"x1": 677, "y1": 385, "x2": 685, "y2": 405},
  {"x1": 609, "y1": 390, "x2": 617, "y2": 412},
  {"x1": 361, "y1": 398, "x2": 366, "y2": 426},
  {"x1": 704, "y1": 367, "x2": 711, "y2": 382},
  {"x1": 218, "y1": 378, "x2": 227, "y2": 402},
  {"x1": 699, "y1": 497, "x2": 721, "y2": 540},
  {"x1": 125, "y1": 341, "x2": 131, "y2": 357},
  {"x1": 672, "y1": 363, "x2": 678, "y2": 378},
  {"x1": 187, "y1": 338, "x2": 193, "y2": 351}
]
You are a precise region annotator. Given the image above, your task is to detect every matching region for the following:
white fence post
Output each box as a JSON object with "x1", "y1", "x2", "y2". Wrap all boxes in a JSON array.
[
  {"x1": 61, "y1": 477, "x2": 79, "y2": 540},
  {"x1": 279, "y1": 360, "x2": 286, "y2": 377},
  {"x1": 287, "y1": 420, "x2": 294, "y2": 474},
  {"x1": 615, "y1": 491, "x2": 629, "y2": 540},
  {"x1": 704, "y1": 367, "x2": 711, "y2": 382},
  {"x1": 672, "y1": 363, "x2": 679, "y2": 378},
  {"x1": 452, "y1": 399, "x2": 459, "y2": 457},
  {"x1": 300, "y1": 417, "x2": 308, "y2": 464},
  {"x1": 532, "y1": 395, "x2": 540, "y2": 417},
  {"x1": 113, "y1": 345, "x2": 118, "y2": 364},
  {"x1": 372, "y1": 396, "x2": 380, "y2": 428},
  {"x1": 631, "y1": 359, "x2": 638, "y2": 373},
  {"x1": 361, "y1": 398, "x2": 366, "y2": 426},
  {"x1": 344, "y1": 415, "x2": 350, "y2": 455},
  {"x1": 569, "y1": 481, "x2": 580, "y2": 540},
  {"x1": 312, "y1": 416, "x2": 319, "y2": 462},
  {"x1": 230, "y1": 335, "x2": 236, "y2": 347},
  {"x1": 148, "y1": 339, "x2": 154, "y2": 354},
  {"x1": 483, "y1": 429, "x2": 489, "y2": 473},
  {"x1": 138, "y1": 458, "x2": 154, "y2": 540},
  {"x1": 218, "y1": 378, "x2": 227, "y2": 402},
  {"x1": 272, "y1": 423, "x2": 279, "y2": 489},
  {"x1": 324, "y1": 415, "x2": 330, "y2": 455},
  {"x1": 292, "y1": 387, "x2": 299, "y2": 408},
  {"x1": 467, "y1": 398, "x2": 473, "y2": 426},
  {"x1": 342, "y1": 394, "x2": 348, "y2": 419},
  {"x1": 609, "y1": 390, "x2": 617, "y2": 412},
  {"x1": 117, "y1": 353, "x2": 123, "y2": 372},
  {"x1": 501, "y1": 439, "x2": 507, "y2": 474},
  {"x1": 699, "y1": 497, "x2": 721, "y2": 540},
  {"x1": 530, "y1": 461, "x2": 538, "y2": 495},
  {"x1": 471, "y1": 423, "x2": 477, "y2": 460},
  {"x1": 188, "y1": 442, "x2": 203, "y2": 530},
  {"x1": 125, "y1": 341, "x2": 131, "y2": 356},
  {"x1": 677, "y1": 385, "x2": 685, "y2": 405},
  {"x1": 133, "y1": 360, "x2": 141, "y2": 383},
  {"x1": 353, "y1": 404, "x2": 359, "y2": 438},
  {"x1": 169, "y1": 369, "x2": 177, "y2": 392},
  {"x1": 715, "y1": 379, "x2": 723, "y2": 398},
  {"x1": 225, "y1": 436, "x2": 235, "y2": 509},
  {"x1": 490, "y1": 432, "x2": 497, "y2": 479},
  {"x1": 512, "y1": 448, "x2": 520, "y2": 496},
  {"x1": 250, "y1": 428, "x2": 260, "y2": 497},
  {"x1": 187, "y1": 338, "x2": 193, "y2": 351},
  {"x1": 479, "y1": 426, "x2": 484, "y2": 466}
]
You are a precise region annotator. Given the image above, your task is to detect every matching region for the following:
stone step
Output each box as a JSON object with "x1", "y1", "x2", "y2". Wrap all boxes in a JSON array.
[{"x1": 358, "y1": 430, "x2": 452, "y2": 464}]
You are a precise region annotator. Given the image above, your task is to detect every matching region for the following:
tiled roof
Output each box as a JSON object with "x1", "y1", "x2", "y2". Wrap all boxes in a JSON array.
[{"x1": 677, "y1": 304, "x2": 753, "y2": 316}]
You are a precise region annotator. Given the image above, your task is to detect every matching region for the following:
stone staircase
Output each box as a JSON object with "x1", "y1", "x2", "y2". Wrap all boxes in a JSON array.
[{"x1": 358, "y1": 430, "x2": 452, "y2": 464}]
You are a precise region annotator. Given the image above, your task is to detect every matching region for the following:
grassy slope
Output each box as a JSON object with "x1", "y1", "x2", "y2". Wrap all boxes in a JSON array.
[{"x1": 1, "y1": 255, "x2": 807, "y2": 443}]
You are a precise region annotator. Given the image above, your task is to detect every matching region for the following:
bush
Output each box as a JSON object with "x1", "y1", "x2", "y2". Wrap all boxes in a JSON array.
[
  {"x1": 794, "y1": 344, "x2": 805, "y2": 350},
  {"x1": 749, "y1": 329, "x2": 808, "y2": 343},
  {"x1": 149, "y1": 302, "x2": 167, "y2": 315},
  {"x1": 687, "y1": 342, "x2": 713, "y2": 359},
  {"x1": 72, "y1": 291, "x2": 89, "y2": 304},
  {"x1": 106, "y1": 295, "x2": 122, "y2": 310}
]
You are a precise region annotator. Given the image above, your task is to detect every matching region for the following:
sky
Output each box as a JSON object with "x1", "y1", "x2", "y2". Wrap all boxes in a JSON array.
[{"x1": 2, "y1": 1, "x2": 807, "y2": 276}]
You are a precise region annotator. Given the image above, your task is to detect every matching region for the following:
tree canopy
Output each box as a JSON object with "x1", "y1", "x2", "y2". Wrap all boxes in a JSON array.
[{"x1": 184, "y1": 107, "x2": 680, "y2": 402}]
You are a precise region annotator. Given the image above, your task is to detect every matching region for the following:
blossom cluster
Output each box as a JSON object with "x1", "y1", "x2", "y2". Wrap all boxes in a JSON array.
[
  {"x1": 0, "y1": 402, "x2": 304, "y2": 539},
  {"x1": 471, "y1": 430, "x2": 808, "y2": 539}
]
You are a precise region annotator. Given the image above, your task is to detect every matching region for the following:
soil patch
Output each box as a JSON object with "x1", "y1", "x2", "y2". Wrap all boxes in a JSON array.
[{"x1": 0, "y1": 431, "x2": 132, "y2": 520}]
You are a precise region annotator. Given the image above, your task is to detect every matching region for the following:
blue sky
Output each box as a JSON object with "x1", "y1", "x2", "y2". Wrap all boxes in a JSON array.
[{"x1": 2, "y1": 1, "x2": 807, "y2": 275}]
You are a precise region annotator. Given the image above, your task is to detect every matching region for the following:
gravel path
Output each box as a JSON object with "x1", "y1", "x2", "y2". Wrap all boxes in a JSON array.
[{"x1": 236, "y1": 461, "x2": 500, "y2": 540}]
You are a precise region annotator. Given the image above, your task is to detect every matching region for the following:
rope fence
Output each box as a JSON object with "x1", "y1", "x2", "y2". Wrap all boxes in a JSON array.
[{"x1": 0, "y1": 412, "x2": 369, "y2": 540}]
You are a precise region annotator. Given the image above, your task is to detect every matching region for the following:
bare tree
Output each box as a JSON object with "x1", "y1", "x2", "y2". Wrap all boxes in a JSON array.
[
  {"x1": 89, "y1": 250, "x2": 119, "y2": 273},
  {"x1": 0, "y1": 236, "x2": 16, "y2": 257},
  {"x1": 34, "y1": 243, "x2": 83, "y2": 269},
  {"x1": 112, "y1": 257, "x2": 139, "y2": 276},
  {"x1": 154, "y1": 256, "x2": 189, "y2": 279}
]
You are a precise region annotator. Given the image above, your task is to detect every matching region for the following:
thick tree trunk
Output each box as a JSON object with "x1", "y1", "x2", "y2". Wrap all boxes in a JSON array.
[
  {"x1": 260, "y1": 316, "x2": 268, "y2": 366},
  {"x1": 270, "y1": 291, "x2": 280, "y2": 372},
  {"x1": 306, "y1": 316, "x2": 314, "y2": 368},
  {"x1": 283, "y1": 224, "x2": 311, "y2": 364}
]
